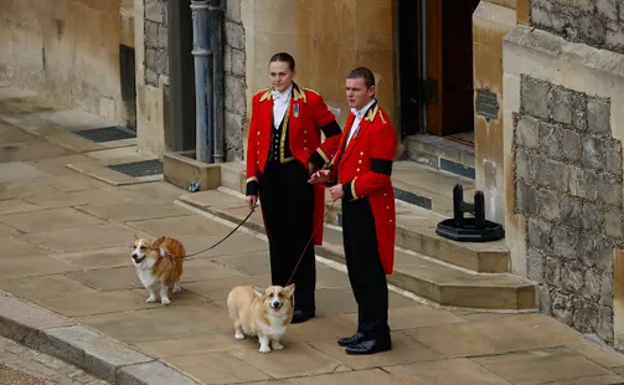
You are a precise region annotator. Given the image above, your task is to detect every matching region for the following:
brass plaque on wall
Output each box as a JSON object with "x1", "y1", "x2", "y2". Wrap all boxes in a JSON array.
[{"x1": 476, "y1": 88, "x2": 499, "y2": 122}]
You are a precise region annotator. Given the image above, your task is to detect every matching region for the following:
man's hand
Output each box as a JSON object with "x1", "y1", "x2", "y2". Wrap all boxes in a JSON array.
[
  {"x1": 308, "y1": 170, "x2": 331, "y2": 185},
  {"x1": 245, "y1": 195, "x2": 258, "y2": 211},
  {"x1": 328, "y1": 184, "x2": 344, "y2": 201}
]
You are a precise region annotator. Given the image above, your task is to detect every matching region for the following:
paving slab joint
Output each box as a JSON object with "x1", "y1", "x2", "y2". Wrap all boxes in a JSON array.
[{"x1": 0, "y1": 289, "x2": 204, "y2": 385}]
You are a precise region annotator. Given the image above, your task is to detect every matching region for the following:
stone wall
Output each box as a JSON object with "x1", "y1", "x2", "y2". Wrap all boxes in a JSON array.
[
  {"x1": 530, "y1": 0, "x2": 624, "y2": 54},
  {"x1": 144, "y1": 0, "x2": 169, "y2": 87},
  {"x1": 224, "y1": 0, "x2": 247, "y2": 161},
  {"x1": 514, "y1": 74, "x2": 622, "y2": 343}
]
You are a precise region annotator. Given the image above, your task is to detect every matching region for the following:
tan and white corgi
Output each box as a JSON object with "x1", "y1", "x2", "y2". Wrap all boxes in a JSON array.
[
  {"x1": 131, "y1": 234, "x2": 186, "y2": 305},
  {"x1": 226, "y1": 284, "x2": 295, "y2": 353}
]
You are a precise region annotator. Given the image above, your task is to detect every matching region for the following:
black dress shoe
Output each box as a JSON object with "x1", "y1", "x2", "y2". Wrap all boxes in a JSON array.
[
  {"x1": 291, "y1": 310, "x2": 315, "y2": 324},
  {"x1": 345, "y1": 338, "x2": 391, "y2": 355},
  {"x1": 337, "y1": 332, "x2": 364, "y2": 347}
]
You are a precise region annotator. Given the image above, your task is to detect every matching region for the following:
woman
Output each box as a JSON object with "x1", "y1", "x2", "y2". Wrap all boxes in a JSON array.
[{"x1": 245, "y1": 52, "x2": 342, "y2": 323}]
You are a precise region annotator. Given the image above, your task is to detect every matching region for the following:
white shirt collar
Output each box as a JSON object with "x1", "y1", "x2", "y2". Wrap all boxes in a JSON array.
[
  {"x1": 351, "y1": 98, "x2": 376, "y2": 119},
  {"x1": 272, "y1": 84, "x2": 293, "y2": 101}
]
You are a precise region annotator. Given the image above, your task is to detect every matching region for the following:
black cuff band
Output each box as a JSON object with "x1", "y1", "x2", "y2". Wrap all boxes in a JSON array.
[
  {"x1": 308, "y1": 151, "x2": 325, "y2": 170},
  {"x1": 371, "y1": 158, "x2": 393, "y2": 176},
  {"x1": 246, "y1": 180, "x2": 259, "y2": 196},
  {"x1": 320, "y1": 121, "x2": 341, "y2": 138},
  {"x1": 343, "y1": 181, "x2": 355, "y2": 201}
]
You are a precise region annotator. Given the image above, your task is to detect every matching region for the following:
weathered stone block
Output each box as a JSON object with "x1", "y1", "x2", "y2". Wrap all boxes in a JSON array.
[
  {"x1": 225, "y1": 111, "x2": 244, "y2": 161},
  {"x1": 569, "y1": 166, "x2": 599, "y2": 200},
  {"x1": 145, "y1": 70, "x2": 159, "y2": 87},
  {"x1": 582, "y1": 135, "x2": 607, "y2": 170},
  {"x1": 607, "y1": 28, "x2": 624, "y2": 54},
  {"x1": 528, "y1": 217, "x2": 554, "y2": 250},
  {"x1": 539, "y1": 121, "x2": 561, "y2": 159},
  {"x1": 516, "y1": 116, "x2": 540, "y2": 149},
  {"x1": 516, "y1": 181, "x2": 537, "y2": 213},
  {"x1": 584, "y1": 268, "x2": 603, "y2": 302},
  {"x1": 597, "y1": 0, "x2": 618, "y2": 24},
  {"x1": 606, "y1": 140, "x2": 623, "y2": 176},
  {"x1": 572, "y1": 299, "x2": 598, "y2": 333},
  {"x1": 545, "y1": 256, "x2": 562, "y2": 287},
  {"x1": 560, "y1": 195, "x2": 583, "y2": 229},
  {"x1": 158, "y1": 25, "x2": 168, "y2": 49},
  {"x1": 146, "y1": 48, "x2": 168, "y2": 76},
  {"x1": 231, "y1": 48, "x2": 246, "y2": 77},
  {"x1": 561, "y1": 127, "x2": 582, "y2": 162},
  {"x1": 527, "y1": 248, "x2": 545, "y2": 282},
  {"x1": 551, "y1": 88, "x2": 574, "y2": 124},
  {"x1": 539, "y1": 284, "x2": 553, "y2": 314},
  {"x1": 579, "y1": 14, "x2": 606, "y2": 46},
  {"x1": 597, "y1": 305, "x2": 614, "y2": 342},
  {"x1": 531, "y1": 155, "x2": 569, "y2": 192},
  {"x1": 225, "y1": 20, "x2": 245, "y2": 51},
  {"x1": 551, "y1": 289, "x2": 573, "y2": 325},
  {"x1": 597, "y1": 172, "x2": 623, "y2": 207},
  {"x1": 582, "y1": 201, "x2": 603, "y2": 232},
  {"x1": 604, "y1": 208, "x2": 623, "y2": 239},
  {"x1": 552, "y1": 225, "x2": 579, "y2": 260},
  {"x1": 515, "y1": 148, "x2": 531, "y2": 181},
  {"x1": 578, "y1": 233, "x2": 597, "y2": 268},
  {"x1": 225, "y1": 75, "x2": 247, "y2": 118},
  {"x1": 537, "y1": 188, "x2": 560, "y2": 221},
  {"x1": 145, "y1": 21, "x2": 160, "y2": 49},
  {"x1": 594, "y1": 237, "x2": 615, "y2": 272},
  {"x1": 521, "y1": 76, "x2": 551, "y2": 119},
  {"x1": 145, "y1": 0, "x2": 166, "y2": 24},
  {"x1": 562, "y1": 261, "x2": 584, "y2": 292},
  {"x1": 587, "y1": 98, "x2": 611, "y2": 135}
]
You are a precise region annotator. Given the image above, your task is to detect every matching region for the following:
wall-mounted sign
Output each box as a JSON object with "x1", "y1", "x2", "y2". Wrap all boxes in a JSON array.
[{"x1": 476, "y1": 88, "x2": 499, "y2": 122}]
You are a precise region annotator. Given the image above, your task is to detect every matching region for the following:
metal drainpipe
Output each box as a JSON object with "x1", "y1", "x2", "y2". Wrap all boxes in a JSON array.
[
  {"x1": 210, "y1": 0, "x2": 225, "y2": 163},
  {"x1": 191, "y1": 0, "x2": 213, "y2": 163}
]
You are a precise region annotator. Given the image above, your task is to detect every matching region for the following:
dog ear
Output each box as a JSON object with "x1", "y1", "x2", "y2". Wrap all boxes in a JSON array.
[
  {"x1": 252, "y1": 286, "x2": 265, "y2": 298},
  {"x1": 285, "y1": 283, "x2": 295, "y2": 297},
  {"x1": 153, "y1": 236, "x2": 165, "y2": 248},
  {"x1": 133, "y1": 234, "x2": 139, "y2": 241}
]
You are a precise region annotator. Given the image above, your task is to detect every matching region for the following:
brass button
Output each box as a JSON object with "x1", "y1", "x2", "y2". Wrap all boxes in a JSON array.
[
  {"x1": 304, "y1": 130, "x2": 308, "y2": 134},
  {"x1": 383, "y1": 193, "x2": 387, "y2": 197},
  {"x1": 356, "y1": 168, "x2": 360, "y2": 173},
  {"x1": 389, "y1": 219, "x2": 393, "y2": 223},
  {"x1": 304, "y1": 139, "x2": 307, "y2": 143},
  {"x1": 386, "y1": 206, "x2": 390, "y2": 210},
  {"x1": 358, "y1": 160, "x2": 362, "y2": 164},
  {"x1": 360, "y1": 151, "x2": 364, "y2": 156},
  {"x1": 257, "y1": 131, "x2": 260, "y2": 135},
  {"x1": 304, "y1": 147, "x2": 308, "y2": 151}
]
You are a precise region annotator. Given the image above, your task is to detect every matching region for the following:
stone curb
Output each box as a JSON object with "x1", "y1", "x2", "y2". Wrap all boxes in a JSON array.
[{"x1": 0, "y1": 290, "x2": 202, "y2": 385}]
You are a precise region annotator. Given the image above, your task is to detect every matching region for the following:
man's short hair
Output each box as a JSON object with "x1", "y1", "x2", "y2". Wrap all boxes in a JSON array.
[
  {"x1": 269, "y1": 52, "x2": 296, "y2": 72},
  {"x1": 346, "y1": 67, "x2": 375, "y2": 89}
]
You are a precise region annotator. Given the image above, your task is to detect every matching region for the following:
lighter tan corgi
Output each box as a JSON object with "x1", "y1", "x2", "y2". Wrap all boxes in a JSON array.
[
  {"x1": 227, "y1": 284, "x2": 295, "y2": 353},
  {"x1": 131, "y1": 234, "x2": 186, "y2": 305}
]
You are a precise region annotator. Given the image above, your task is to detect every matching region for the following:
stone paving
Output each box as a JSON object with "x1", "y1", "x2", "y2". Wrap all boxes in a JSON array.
[
  {"x1": 0, "y1": 335, "x2": 108, "y2": 385},
  {"x1": 2, "y1": 85, "x2": 624, "y2": 384}
]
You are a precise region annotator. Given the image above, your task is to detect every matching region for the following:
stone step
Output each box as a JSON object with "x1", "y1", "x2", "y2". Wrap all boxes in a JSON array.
[
  {"x1": 323, "y1": 198, "x2": 510, "y2": 273},
  {"x1": 404, "y1": 134, "x2": 476, "y2": 180},
  {"x1": 219, "y1": 161, "x2": 507, "y2": 273},
  {"x1": 177, "y1": 189, "x2": 537, "y2": 310},
  {"x1": 219, "y1": 160, "x2": 477, "y2": 217}
]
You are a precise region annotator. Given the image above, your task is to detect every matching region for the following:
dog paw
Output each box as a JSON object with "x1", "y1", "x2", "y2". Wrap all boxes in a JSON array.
[
  {"x1": 172, "y1": 286, "x2": 182, "y2": 294},
  {"x1": 272, "y1": 342, "x2": 284, "y2": 350},
  {"x1": 259, "y1": 345, "x2": 271, "y2": 354},
  {"x1": 161, "y1": 297, "x2": 172, "y2": 306},
  {"x1": 234, "y1": 332, "x2": 245, "y2": 340},
  {"x1": 146, "y1": 296, "x2": 158, "y2": 303}
]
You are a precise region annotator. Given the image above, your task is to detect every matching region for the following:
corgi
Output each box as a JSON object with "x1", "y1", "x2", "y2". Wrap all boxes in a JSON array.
[
  {"x1": 131, "y1": 234, "x2": 186, "y2": 305},
  {"x1": 226, "y1": 284, "x2": 295, "y2": 353}
]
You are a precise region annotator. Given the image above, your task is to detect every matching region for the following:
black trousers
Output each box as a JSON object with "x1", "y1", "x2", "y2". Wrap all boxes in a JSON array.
[
  {"x1": 342, "y1": 198, "x2": 390, "y2": 341},
  {"x1": 258, "y1": 160, "x2": 316, "y2": 312}
]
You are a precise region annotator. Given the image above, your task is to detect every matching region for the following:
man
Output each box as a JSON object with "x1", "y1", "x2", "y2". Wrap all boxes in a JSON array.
[
  {"x1": 245, "y1": 52, "x2": 342, "y2": 323},
  {"x1": 309, "y1": 66, "x2": 397, "y2": 355}
]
